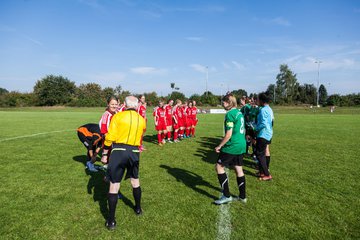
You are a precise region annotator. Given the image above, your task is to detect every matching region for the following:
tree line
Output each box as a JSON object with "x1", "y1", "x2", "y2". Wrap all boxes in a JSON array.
[{"x1": 1, "y1": 65, "x2": 359, "y2": 107}]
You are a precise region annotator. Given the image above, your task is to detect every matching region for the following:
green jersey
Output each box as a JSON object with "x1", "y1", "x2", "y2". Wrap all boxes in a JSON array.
[
  {"x1": 249, "y1": 105, "x2": 259, "y2": 123},
  {"x1": 240, "y1": 103, "x2": 251, "y2": 123},
  {"x1": 222, "y1": 108, "x2": 246, "y2": 155}
]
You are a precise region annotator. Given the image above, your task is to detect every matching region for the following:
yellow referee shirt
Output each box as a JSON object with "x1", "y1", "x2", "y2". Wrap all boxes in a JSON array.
[{"x1": 104, "y1": 109, "x2": 146, "y2": 147}]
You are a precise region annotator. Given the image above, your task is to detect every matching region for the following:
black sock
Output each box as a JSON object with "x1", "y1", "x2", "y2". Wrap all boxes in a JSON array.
[
  {"x1": 266, "y1": 156, "x2": 271, "y2": 168},
  {"x1": 237, "y1": 176, "x2": 246, "y2": 199},
  {"x1": 108, "y1": 193, "x2": 118, "y2": 222},
  {"x1": 133, "y1": 186, "x2": 142, "y2": 209},
  {"x1": 217, "y1": 173, "x2": 230, "y2": 197}
]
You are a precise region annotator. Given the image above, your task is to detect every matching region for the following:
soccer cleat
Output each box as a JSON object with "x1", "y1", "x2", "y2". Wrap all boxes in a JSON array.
[
  {"x1": 167, "y1": 139, "x2": 173, "y2": 143},
  {"x1": 173, "y1": 139, "x2": 180, "y2": 143},
  {"x1": 259, "y1": 175, "x2": 273, "y2": 181},
  {"x1": 162, "y1": 139, "x2": 166, "y2": 144},
  {"x1": 214, "y1": 195, "x2": 233, "y2": 205},
  {"x1": 86, "y1": 161, "x2": 98, "y2": 172},
  {"x1": 158, "y1": 143, "x2": 163, "y2": 147},
  {"x1": 255, "y1": 171, "x2": 265, "y2": 177},
  {"x1": 134, "y1": 207, "x2": 143, "y2": 215},
  {"x1": 237, "y1": 197, "x2": 247, "y2": 203},
  {"x1": 105, "y1": 220, "x2": 116, "y2": 230}
]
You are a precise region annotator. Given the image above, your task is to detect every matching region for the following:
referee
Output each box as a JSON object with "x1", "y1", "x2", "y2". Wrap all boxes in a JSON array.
[{"x1": 101, "y1": 96, "x2": 146, "y2": 230}]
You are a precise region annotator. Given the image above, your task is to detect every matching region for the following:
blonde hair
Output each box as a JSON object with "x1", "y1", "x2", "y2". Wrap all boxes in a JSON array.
[{"x1": 222, "y1": 94, "x2": 237, "y2": 108}]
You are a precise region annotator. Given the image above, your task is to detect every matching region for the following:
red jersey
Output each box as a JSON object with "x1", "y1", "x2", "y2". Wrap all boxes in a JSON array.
[
  {"x1": 99, "y1": 110, "x2": 115, "y2": 135},
  {"x1": 172, "y1": 106, "x2": 183, "y2": 124},
  {"x1": 190, "y1": 106, "x2": 197, "y2": 119},
  {"x1": 164, "y1": 104, "x2": 172, "y2": 120},
  {"x1": 117, "y1": 104, "x2": 126, "y2": 112},
  {"x1": 137, "y1": 104, "x2": 146, "y2": 119},
  {"x1": 182, "y1": 106, "x2": 188, "y2": 121},
  {"x1": 153, "y1": 106, "x2": 167, "y2": 125}
]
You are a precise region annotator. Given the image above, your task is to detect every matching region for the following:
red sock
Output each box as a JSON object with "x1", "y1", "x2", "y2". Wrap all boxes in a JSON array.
[
  {"x1": 174, "y1": 131, "x2": 178, "y2": 140},
  {"x1": 161, "y1": 133, "x2": 165, "y2": 140},
  {"x1": 186, "y1": 129, "x2": 190, "y2": 136},
  {"x1": 179, "y1": 129, "x2": 184, "y2": 136},
  {"x1": 167, "y1": 131, "x2": 171, "y2": 139},
  {"x1": 157, "y1": 134, "x2": 162, "y2": 143}
]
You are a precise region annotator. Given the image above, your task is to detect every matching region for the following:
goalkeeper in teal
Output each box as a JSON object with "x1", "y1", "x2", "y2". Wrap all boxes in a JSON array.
[
  {"x1": 255, "y1": 92, "x2": 274, "y2": 181},
  {"x1": 214, "y1": 94, "x2": 247, "y2": 205}
]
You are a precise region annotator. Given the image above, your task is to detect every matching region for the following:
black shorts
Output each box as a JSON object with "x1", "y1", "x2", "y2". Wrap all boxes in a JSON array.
[
  {"x1": 77, "y1": 132, "x2": 91, "y2": 149},
  {"x1": 107, "y1": 144, "x2": 140, "y2": 183},
  {"x1": 217, "y1": 152, "x2": 244, "y2": 167}
]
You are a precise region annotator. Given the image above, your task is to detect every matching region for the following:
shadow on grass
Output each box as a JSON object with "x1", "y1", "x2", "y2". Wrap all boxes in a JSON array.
[
  {"x1": 194, "y1": 136, "x2": 221, "y2": 164},
  {"x1": 160, "y1": 164, "x2": 220, "y2": 200},
  {"x1": 142, "y1": 134, "x2": 158, "y2": 145},
  {"x1": 73, "y1": 155, "x2": 109, "y2": 220}
]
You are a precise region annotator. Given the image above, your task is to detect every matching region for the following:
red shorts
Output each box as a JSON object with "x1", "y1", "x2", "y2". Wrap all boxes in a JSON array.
[
  {"x1": 155, "y1": 121, "x2": 167, "y2": 131},
  {"x1": 166, "y1": 118, "x2": 173, "y2": 127},
  {"x1": 173, "y1": 119, "x2": 182, "y2": 129}
]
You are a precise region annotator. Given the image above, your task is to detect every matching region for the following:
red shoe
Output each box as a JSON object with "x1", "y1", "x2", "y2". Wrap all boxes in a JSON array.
[{"x1": 259, "y1": 175, "x2": 272, "y2": 181}]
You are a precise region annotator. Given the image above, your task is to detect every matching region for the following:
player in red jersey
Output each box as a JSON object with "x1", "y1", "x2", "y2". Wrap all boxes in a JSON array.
[
  {"x1": 99, "y1": 96, "x2": 119, "y2": 164},
  {"x1": 153, "y1": 100, "x2": 168, "y2": 146},
  {"x1": 185, "y1": 101, "x2": 193, "y2": 137},
  {"x1": 164, "y1": 99, "x2": 174, "y2": 143},
  {"x1": 172, "y1": 99, "x2": 183, "y2": 143},
  {"x1": 137, "y1": 95, "x2": 147, "y2": 151},
  {"x1": 99, "y1": 96, "x2": 119, "y2": 135},
  {"x1": 181, "y1": 101, "x2": 191, "y2": 138},
  {"x1": 190, "y1": 100, "x2": 198, "y2": 137}
]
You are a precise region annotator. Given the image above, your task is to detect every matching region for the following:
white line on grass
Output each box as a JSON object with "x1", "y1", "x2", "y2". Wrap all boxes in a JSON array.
[
  {"x1": 0, "y1": 129, "x2": 75, "y2": 143},
  {"x1": 216, "y1": 170, "x2": 232, "y2": 240}
]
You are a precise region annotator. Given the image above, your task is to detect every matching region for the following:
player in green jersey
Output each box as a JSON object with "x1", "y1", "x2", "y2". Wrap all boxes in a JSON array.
[{"x1": 214, "y1": 94, "x2": 247, "y2": 205}]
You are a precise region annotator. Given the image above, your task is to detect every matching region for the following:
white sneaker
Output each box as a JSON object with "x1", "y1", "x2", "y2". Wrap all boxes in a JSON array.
[{"x1": 214, "y1": 195, "x2": 233, "y2": 205}]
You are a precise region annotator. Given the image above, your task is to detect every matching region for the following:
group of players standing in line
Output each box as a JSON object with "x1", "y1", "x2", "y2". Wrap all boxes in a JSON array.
[{"x1": 77, "y1": 95, "x2": 199, "y2": 172}]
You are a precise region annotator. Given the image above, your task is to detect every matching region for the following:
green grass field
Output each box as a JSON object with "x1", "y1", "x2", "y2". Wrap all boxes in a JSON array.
[{"x1": 0, "y1": 107, "x2": 359, "y2": 239}]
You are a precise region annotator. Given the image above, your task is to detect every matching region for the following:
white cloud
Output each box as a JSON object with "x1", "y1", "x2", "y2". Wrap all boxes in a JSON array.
[
  {"x1": 289, "y1": 57, "x2": 360, "y2": 73},
  {"x1": 130, "y1": 67, "x2": 167, "y2": 75},
  {"x1": 190, "y1": 64, "x2": 207, "y2": 73},
  {"x1": 185, "y1": 37, "x2": 204, "y2": 42},
  {"x1": 231, "y1": 61, "x2": 246, "y2": 70}
]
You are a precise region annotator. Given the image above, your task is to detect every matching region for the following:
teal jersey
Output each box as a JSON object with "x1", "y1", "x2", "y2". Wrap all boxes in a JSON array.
[{"x1": 222, "y1": 108, "x2": 246, "y2": 155}]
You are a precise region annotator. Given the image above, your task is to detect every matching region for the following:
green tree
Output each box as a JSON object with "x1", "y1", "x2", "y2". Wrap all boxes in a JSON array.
[
  {"x1": 265, "y1": 84, "x2": 276, "y2": 104},
  {"x1": 103, "y1": 87, "x2": 116, "y2": 101},
  {"x1": 201, "y1": 91, "x2": 219, "y2": 106},
  {"x1": 276, "y1": 64, "x2": 299, "y2": 104},
  {"x1": 318, "y1": 84, "x2": 328, "y2": 106},
  {"x1": 76, "y1": 83, "x2": 105, "y2": 107},
  {"x1": 33, "y1": 75, "x2": 76, "y2": 106},
  {"x1": 144, "y1": 91, "x2": 159, "y2": 106},
  {"x1": 189, "y1": 94, "x2": 202, "y2": 105},
  {"x1": 0, "y1": 87, "x2": 8, "y2": 95},
  {"x1": 327, "y1": 94, "x2": 341, "y2": 106},
  {"x1": 167, "y1": 91, "x2": 186, "y2": 103}
]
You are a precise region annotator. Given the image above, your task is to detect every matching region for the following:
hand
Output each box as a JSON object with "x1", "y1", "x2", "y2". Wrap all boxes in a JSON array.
[
  {"x1": 215, "y1": 146, "x2": 221, "y2": 153},
  {"x1": 101, "y1": 155, "x2": 108, "y2": 164}
]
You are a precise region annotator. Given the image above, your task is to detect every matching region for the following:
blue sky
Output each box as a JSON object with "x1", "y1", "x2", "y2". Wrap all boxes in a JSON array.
[{"x1": 0, "y1": 0, "x2": 359, "y2": 96}]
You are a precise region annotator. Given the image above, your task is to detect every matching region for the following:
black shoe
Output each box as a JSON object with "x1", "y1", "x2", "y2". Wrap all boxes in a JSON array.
[
  {"x1": 105, "y1": 220, "x2": 116, "y2": 230},
  {"x1": 134, "y1": 207, "x2": 143, "y2": 215}
]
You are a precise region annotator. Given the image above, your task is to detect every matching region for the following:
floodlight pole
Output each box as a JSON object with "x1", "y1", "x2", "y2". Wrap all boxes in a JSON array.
[
  {"x1": 315, "y1": 60, "x2": 322, "y2": 107},
  {"x1": 206, "y1": 66, "x2": 209, "y2": 97}
]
